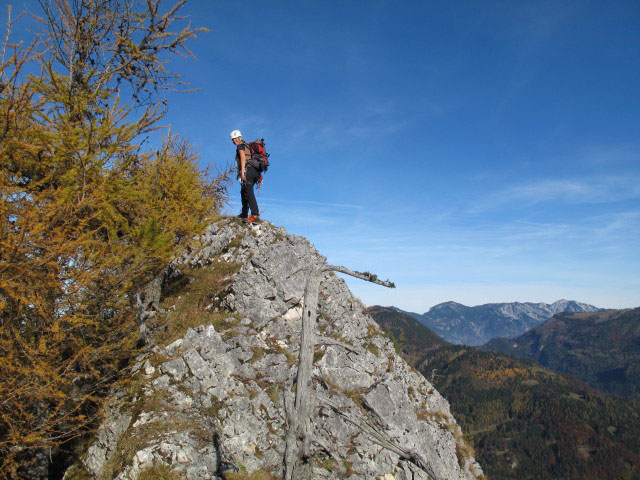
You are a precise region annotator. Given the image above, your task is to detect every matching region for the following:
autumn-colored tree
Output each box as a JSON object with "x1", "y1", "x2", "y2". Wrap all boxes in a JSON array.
[{"x1": 0, "y1": 1, "x2": 225, "y2": 476}]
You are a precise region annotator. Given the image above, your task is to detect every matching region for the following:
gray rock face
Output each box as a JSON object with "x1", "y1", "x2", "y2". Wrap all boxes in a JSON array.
[
  {"x1": 78, "y1": 218, "x2": 483, "y2": 480},
  {"x1": 83, "y1": 402, "x2": 132, "y2": 476}
]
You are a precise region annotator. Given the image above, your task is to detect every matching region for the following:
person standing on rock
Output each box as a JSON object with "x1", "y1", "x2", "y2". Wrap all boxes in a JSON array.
[{"x1": 230, "y1": 129, "x2": 260, "y2": 223}]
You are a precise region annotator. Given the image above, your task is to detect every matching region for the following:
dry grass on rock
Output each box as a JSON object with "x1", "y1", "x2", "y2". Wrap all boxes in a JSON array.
[
  {"x1": 138, "y1": 463, "x2": 187, "y2": 480},
  {"x1": 150, "y1": 261, "x2": 242, "y2": 346}
]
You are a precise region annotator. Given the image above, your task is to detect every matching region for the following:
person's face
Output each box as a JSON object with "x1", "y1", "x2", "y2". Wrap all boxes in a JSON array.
[{"x1": 232, "y1": 137, "x2": 242, "y2": 146}]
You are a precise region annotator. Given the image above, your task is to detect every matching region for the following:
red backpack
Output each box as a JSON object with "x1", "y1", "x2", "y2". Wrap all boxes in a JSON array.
[{"x1": 248, "y1": 138, "x2": 270, "y2": 173}]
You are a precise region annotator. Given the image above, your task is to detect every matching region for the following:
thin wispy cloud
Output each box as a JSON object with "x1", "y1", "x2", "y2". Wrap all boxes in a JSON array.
[
  {"x1": 487, "y1": 2, "x2": 577, "y2": 121},
  {"x1": 470, "y1": 176, "x2": 640, "y2": 213},
  {"x1": 277, "y1": 110, "x2": 408, "y2": 153},
  {"x1": 235, "y1": 197, "x2": 362, "y2": 210},
  {"x1": 580, "y1": 144, "x2": 640, "y2": 168},
  {"x1": 594, "y1": 210, "x2": 640, "y2": 236}
]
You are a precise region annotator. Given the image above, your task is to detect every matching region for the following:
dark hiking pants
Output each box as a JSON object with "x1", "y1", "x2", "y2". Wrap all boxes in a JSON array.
[{"x1": 240, "y1": 165, "x2": 260, "y2": 216}]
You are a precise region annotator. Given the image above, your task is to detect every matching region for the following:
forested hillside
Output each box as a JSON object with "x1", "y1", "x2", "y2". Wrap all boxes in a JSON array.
[
  {"x1": 484, "y1": 308, "x2": 640, "y2": 397},
  {"x1": 368, "y1": 306, "x2": 640, "y2": 480}
]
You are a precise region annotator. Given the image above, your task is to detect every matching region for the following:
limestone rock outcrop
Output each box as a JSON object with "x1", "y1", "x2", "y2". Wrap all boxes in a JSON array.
[{"x1": 73, "y1": 218, "x2": 483, "y2": 480}]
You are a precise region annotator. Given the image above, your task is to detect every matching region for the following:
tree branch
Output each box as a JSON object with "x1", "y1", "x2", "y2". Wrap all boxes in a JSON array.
[{"x1": 325, "y1": 264, "x2": 395, "y2": 288}]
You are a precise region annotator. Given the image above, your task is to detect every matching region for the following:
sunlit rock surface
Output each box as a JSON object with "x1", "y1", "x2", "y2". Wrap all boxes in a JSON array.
[{"x1": 75, "y1": 218, "x2": 483, "y2": 480}]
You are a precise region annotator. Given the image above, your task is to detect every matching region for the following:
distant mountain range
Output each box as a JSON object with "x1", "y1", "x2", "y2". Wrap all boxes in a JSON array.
[
  {"x1": 395, "y1": 300, "x2": 601, "y2": 346},
  {"x1": 484, "y1": 308, "x2": 640, "y2": 397},
  {"x1": 367, "y1": 306, "x2": 640, "y2": 480}
]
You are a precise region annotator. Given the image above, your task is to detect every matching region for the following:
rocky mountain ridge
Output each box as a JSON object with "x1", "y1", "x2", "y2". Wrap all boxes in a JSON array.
[
  {"x1": 396, "y1": 299, "x2": 601, "y2": 346},
  {"x1": 67, "y1": 218, "x2": 483, "y2": 480}
]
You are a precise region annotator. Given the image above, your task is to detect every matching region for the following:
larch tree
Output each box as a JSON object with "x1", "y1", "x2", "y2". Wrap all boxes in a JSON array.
[{"x1": 0, "y1": 1, "x2": 225, "y2": 476}]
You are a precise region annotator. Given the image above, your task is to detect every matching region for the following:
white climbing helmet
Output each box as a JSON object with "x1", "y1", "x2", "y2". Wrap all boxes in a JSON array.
[{"x1": 229, "y1": 129, "x2": 242, "y2": 140}]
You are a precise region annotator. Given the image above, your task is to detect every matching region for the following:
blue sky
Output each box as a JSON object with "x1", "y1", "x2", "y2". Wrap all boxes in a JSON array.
[{"x1": 4, "y1": 1, "x2": 639, "y2": 311}]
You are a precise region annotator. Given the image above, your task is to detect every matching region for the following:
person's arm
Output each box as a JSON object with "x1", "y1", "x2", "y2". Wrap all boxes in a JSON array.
[{"x1": 238, "y1": 146, "x2": 246, "y2": 182}]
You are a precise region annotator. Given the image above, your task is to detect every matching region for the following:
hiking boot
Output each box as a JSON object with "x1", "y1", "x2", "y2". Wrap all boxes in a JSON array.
[
  {"x1": 243, "y1": 214, "x2": 260, "y2": 224},
  {"x1": 237, "y1": 210, "x2": 248, "y2": 219}
]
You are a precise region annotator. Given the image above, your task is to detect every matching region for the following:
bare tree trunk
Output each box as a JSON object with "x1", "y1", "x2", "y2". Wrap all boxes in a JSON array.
[{"x1": 283, "y1": 264, "x2": 394, "y2": 479}]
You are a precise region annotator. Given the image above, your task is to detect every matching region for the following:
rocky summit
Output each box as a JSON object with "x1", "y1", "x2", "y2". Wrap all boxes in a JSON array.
[{"x1": 68, "y1": 217, "x2": 483, "y2": 480}]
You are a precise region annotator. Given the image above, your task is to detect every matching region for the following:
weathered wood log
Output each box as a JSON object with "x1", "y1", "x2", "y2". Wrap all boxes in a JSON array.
[
  {"x1": 283, "y1": 264, "x2": 395, "y2": 480},
  {"x1": 322, "y1": 399, "x2": 441, "y2": 480},
  {"x1": 283, "y1": 268, "x2": 323, "y2": 475},
  {"x1": 316, "y1": 337, "x2": 363, "y2": 355},
  {"x1": 327, "y1": 264, "x2": 396, "y2": 288}
]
